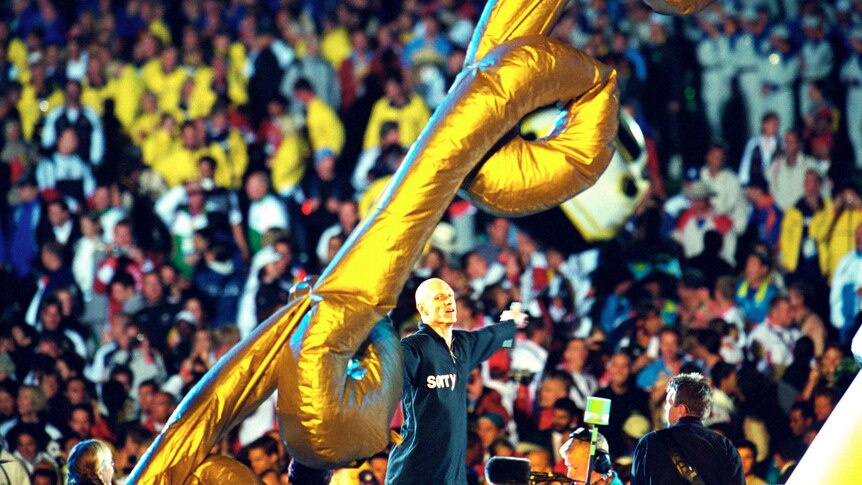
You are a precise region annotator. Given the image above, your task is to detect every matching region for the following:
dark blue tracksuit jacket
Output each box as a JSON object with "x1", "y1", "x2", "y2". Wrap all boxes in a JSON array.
[{"x1": 385, "y1": 321, "x2": 516, "y2": 485}]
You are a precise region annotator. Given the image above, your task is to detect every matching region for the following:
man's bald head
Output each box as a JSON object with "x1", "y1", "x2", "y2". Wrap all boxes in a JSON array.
[{"x1": 415, "y1": 278, "x2": 457, "y2": 326}]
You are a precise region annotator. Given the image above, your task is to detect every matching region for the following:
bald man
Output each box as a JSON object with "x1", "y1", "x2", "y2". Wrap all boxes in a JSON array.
[{"x1": 386, "y1": 278, "x2": 524, "y2": 485}]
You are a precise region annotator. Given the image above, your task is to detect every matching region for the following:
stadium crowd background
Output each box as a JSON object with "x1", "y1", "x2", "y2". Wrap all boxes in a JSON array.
[{"x1": 0, "y1": 0, "x2": 862, "y2": 484}]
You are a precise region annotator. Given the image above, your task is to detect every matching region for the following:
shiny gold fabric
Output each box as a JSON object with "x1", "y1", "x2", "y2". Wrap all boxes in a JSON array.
[
  {"x1": 128, "y1": 0, "x2": 621, "y2": 481},
  {"x1": 642, "y1": 0, "x2": 716, "y2": 15}
]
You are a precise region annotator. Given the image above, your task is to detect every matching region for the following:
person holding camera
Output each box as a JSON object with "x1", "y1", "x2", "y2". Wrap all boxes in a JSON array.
[
  {"x1": 811, "y1": 182, "x2": 862, "y2": 283},
  {"x1": 385, "y1": 278, "x2": 525, "y2": 485}
]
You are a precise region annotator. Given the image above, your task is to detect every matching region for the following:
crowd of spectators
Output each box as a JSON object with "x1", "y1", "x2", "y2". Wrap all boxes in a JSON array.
[{"x1": 0, "y1": 0, "x2": 861, "y2": 484}]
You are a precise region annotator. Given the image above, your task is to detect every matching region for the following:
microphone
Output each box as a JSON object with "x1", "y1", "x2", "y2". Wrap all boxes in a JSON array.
[{"x1": 485, "y1": 456, "x2": 572, "y2": 485}]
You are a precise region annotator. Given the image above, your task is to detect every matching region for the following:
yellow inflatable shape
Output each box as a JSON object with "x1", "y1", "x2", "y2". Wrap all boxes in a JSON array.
[{"x1": 128, "y1": 0, "x2": 720, "y2": 479}]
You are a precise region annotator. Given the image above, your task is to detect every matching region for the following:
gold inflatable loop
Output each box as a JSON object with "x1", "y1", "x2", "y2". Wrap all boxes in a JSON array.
[
  {"x1": 127, "y1": 0, "x2": 704, "y2": 480},
  {"x1": 460, "y1": 39, "x2": 618, "y2": 214}
]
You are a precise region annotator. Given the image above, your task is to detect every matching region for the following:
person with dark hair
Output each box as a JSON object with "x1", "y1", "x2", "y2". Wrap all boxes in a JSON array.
[
  {"x1": 736, "y1": 248, "x2": 780, "y2": 326},
  {"x1": 293, "y1": 76, "x2": 345, "y2": 163},
  {"x1": 687, "y1": 329, "x2": 723, "y2": 374},
  {"x1": 687, "y1": 230, "x2": 734, "y2": 290},
  {"x1": 774, "y1": 438, "x2": 805, "y2": 483},
  {"x1": 246, "y1": 434, "x2": 281, "y2": 480},
  {"x1": 788, "y1": 280, "x2": 826, "y2": 357},
  {"x1": 734, "y1": 439, "x2": 766, "y2": 485},
  {"x1": 595, "y1": 352, "x2": 650, "y2": 456},
  {"x1": 41, "y1": 79, "x2": 104, "y2": 166},
  {"x1": 67, "y1": 403, "x2": 94, "y2": 439},
  {"x1": 362, "y1": 73, "x2": 430, "y2": 152},
  {"x1": 631, "y1": 373, "x2": 745, "y2": 484},
  {"x1": 707, "y1": 361, "x2": 738, "y2": 425},
  {"x1": 677, "y1": 269, "x2": 714, "y2": 330},
  {"x1": 788, "y1": 401, "x2": 814, "y2": 441},
  {"x1": 32, "y1": 467, "x2": 60, "y2": 485},
  {"x1": 192, "y1": 241, "x2": 243, "y2": 327},
  {"x1": 247, "y1": 17, "x2": 284, "y2": 129}
]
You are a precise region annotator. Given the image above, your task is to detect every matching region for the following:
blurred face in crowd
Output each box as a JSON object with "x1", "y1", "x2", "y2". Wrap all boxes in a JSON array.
[
  {"x1": 705, "y1": 146, "x2": 725, "y2": 173},
  {"x1": 476, "y1": 416, "x2": 504, "y2": 450},
  {"x1": 464, "y1": 252, "x2": 488, "y2": 280},
  {"x1": 17, "y1": 387, "x2": 36, "y2": 415},
  {"x1": 466, "y1": 368, "x2": 483, "y2": 400},
  {"x1": 16, "y1": 431, "x2": 38, "y2": 462},
  {"x1": 784, "y1": 131, "x2": 800, "y2": 157},
  {"x1": 789, "y1": 408, "x2": 812, "y2": 437},
  {"x1": 184, "y1": 298, "x2": 205, "y2": 325},
  {"x1": 659, "y1": 331, "x2": 680, "y2": 362},
  {"x1": 180, "y1": 124, "x2": 197, "y2": 148},
  {"x1": 248, "y1": 447, "x2": 278, "y2": 475},
  {"x1": 57, "y1": 128, "x2": 78, "y2": 155},
  {"x1": 743, "y1": 255, "x2": 769, "y2": 284},
  {"x1": 787, "y1": 287, "x2": 806, "y2": 314},
  {"x1": 539, "y1": 377, "x2": 568, "y2": 408},
  {"x1": 142, "y1": 273, "x2": 164, "y2": 303},
  {"x1": 47, "y1": 202, "x2": 70, "y2": 227},
  {"x1": 186, "y1": 183, "x2": 205, "y2": 212},
  {"x1": 563, "y1": 339, "x2": 589, "y2": 371},
  {"x1": 138, "y1": 383, "x2": 156, "y2": 415},
  {"x1": 40, "y1": 373, "x2": 59, "y2": 399},
  {"x1": 813, "y1": 394, "x2": 835, "y2": 423},
  {"x1": 40, "y1": 303, "x2": 62, "y2": 331},
  {"x1": 0, "y1": 389, "x2": 15, "y2": 416},
  {"x1": 737, "y1": 446, "x2": 756, "y2": 475},
  {"x1": 528, "y1": 449, "x2": 553, "y2": 473},
  {"x1": 245, "y1": 173, "x2": 268, "y2": 201},
  {"x1": 820, "y1": 347, "x2": 843, "y2": 376},
  {"x1": 762, "y1": 116, "x2": 779, "y2": 137},
  {"x1": 383, "y1": 78, "x2": 403, "y2": 102},
  {"x1": 69, "y1": 408, "x2": 92, "y2": 437},
  {"x1": 40, "y1": 246, "x2": 63, "y2": 271},
  {"x1": 55, "y1": 290, "x2": 73, "y2": 316},
  {"x1": 114, "y1": 223, "x2": 134, "y2": 248},
  {"x1": 150, "y1": 392, "x2": 175, "y2": 423},
  {"x1": 66, "y1": 378, "x2": 87, "y2": 405},
  {"x1": 161, "y1": 47, "x2": 178, "y2": 72},
  {"x1": 768, "y1": 300, "x2": 793, "y2": 327},
  {"x1": 607, "y1": 353, "x2": 632, "y2": 388},
  {"x1": 64, "y1": 80, "x2": 82, "y2": 104},
  {"x1": 551, "y1": 407, "x2": 574, "y2": 433}
]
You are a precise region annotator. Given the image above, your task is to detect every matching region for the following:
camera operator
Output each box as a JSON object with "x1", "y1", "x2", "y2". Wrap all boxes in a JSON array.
[{"x1": 560, "y1": 428, "x2": 622, "y2": 485}]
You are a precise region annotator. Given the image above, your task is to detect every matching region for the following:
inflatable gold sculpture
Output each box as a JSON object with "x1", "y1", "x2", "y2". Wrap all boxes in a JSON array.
[{"x1": 127, "y1": 0, "x2": 713, "y2": 482}]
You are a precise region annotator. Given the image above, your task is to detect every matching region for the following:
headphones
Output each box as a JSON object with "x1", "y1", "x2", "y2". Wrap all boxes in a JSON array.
[{"x1": 569, "y1": 427, "x2": 612, "y2": 475}]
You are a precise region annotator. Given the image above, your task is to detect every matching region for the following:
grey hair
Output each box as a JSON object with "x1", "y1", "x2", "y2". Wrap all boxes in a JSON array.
[{"x1": 667, "y1": 372, "x2": 712, "y2": 419}]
